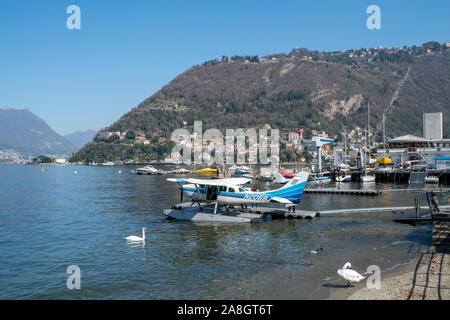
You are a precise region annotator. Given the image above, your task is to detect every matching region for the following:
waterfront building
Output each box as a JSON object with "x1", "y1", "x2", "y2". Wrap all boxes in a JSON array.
[
  {"x1": 55, "y1": 158, "x2": 66, "y2": 164},
  {"x1": 423, "y1": 112, "x2": 443, "y2": 140},
  {"x1": 376, "y1": 134, "x2": 450, "y2": 165},
  {"x1": 434, "y1": 156, "x2": 450, "y2": 169}
]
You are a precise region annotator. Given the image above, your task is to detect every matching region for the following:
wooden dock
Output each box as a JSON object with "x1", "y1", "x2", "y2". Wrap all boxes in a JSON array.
[{"x1": 304, "y1": 188, "x2": 380, "y2": 195}]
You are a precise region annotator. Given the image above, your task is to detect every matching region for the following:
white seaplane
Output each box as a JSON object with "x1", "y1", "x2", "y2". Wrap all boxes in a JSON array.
[{"x1": 163, "y1": 172, "x2": 309, "y2": 222}]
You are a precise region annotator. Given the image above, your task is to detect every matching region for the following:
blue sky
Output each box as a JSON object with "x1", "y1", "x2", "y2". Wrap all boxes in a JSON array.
[{"x1": 1, "y1": 0, "x2": 449, "y2": 135}]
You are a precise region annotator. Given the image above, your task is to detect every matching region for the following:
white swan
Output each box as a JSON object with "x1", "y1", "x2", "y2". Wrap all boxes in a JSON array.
[
  {"x1": 125, "y1": 227, "x2": 146, "y2": 242},
  {"x1": 337, "y1": 262, "x2": 365, "y2": 287}
]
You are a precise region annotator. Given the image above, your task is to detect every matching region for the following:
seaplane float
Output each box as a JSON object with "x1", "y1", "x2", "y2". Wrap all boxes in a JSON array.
[{"x1": 163, "y1": 172, "x2": 310, "y2": 223}]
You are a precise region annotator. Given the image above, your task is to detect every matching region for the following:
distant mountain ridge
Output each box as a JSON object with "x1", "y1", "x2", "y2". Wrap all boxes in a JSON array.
[
  {"x1": 64, "y1": 129, "x2": 99, "y2": 149},
  {"x1": 70, "y1": 41, "x2": 450, "y2": 163},
  {"x1": 0, "y1": 108, "x2": 76, "y2": 156}
]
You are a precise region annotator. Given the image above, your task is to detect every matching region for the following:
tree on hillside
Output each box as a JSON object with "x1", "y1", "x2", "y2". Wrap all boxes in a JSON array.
[{"x1": 125, "y1": 130, "x2": 136, "y2": 140}]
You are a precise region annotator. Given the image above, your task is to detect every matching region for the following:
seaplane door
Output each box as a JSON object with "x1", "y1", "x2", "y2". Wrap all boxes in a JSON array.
[{"x1": 206, "y1": 185, "x2": 218, "y2": 201}]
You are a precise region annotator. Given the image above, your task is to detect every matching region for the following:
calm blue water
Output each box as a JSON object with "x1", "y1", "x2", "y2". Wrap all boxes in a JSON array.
[{"x1": 0, "y1": 164, "x2": 441, "y2": 299}]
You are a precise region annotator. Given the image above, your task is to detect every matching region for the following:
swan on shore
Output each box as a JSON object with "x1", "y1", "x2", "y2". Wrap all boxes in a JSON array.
[
  {"x1": 337, "y1": 262, "x2": 365, "y2": 287},
  {"x1": 125, "y1": 227, "x2": 146, "y2": 242}
]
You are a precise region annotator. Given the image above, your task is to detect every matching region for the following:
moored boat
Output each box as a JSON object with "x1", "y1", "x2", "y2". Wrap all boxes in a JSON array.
[
  {"x1": 360, "y1": 173, "x2": 375, "y2": 182},
  {"x1": 308, "y1": 171, "x2": 333, "y2": 184},
  {"x1": 196, "y1": 168, "x2": 218, "y2": 175},
  {"x1": 172, "y1": 168, "x2": 190, "y2": 174},
  {"x1": 230, "y1": 169, "x2": 254, "y2": 180},
  {"x1": 425, "y1": 175, "x2": 439, "y2": 184},
  {"x1": 336, "y1": 174, "x2": 351, "y2": 182},
  {"x1": 133, "y1": 165, "x2": 161, "y2": 175}
]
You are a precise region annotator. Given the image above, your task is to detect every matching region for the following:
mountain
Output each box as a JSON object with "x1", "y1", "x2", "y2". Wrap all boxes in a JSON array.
[
  {"x1": 0, "y1": 107, "x2": 76, "y2": 157},
  {"x1": 70, "y1": 41, "x2": 450, "y2": 163},
  {"x1": 64, "y1": 129, "x2": 99, "y2": 149}
]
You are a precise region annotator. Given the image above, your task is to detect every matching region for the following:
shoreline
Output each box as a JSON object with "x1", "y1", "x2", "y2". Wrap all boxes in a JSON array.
[{"x1": 328, "y1": 248, "x2": 449, "y2": 300}]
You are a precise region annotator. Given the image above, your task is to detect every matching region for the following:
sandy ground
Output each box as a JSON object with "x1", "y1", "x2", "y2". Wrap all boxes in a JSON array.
[{"x1": 329, "y1": 248, "x2": 449, "y2": 300}]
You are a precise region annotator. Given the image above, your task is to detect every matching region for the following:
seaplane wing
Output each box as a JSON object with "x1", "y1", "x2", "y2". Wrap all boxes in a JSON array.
[{"x1": 167, "y1": 177, "x2": 251, "y2": 186}]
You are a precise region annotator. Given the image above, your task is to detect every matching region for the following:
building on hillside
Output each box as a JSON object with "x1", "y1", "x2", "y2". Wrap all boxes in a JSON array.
[
  {"x1": 55, "y1": 158, "x2": 66, "y2": 164},
  {"x1": 288, "y1": 132, "x2": 299, "y2": 143},
  {"x1": 423, "y1": 112, "x2": 443, "y2": 140}
]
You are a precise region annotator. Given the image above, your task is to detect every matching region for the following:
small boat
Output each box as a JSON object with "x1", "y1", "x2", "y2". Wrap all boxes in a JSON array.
[
  {"x1": 308, "y1": 172, "x2": 333, "y2": 184},
  {"x1": 172, "y1": 168, "x2": 190, "y2": 174},
  {"x1": 335, "y1": 174, "x2": 351, "y2": 182},
  {"x1": 377, "y1": 157, "x2": 392, "y2": 165},
  {"x1": 231, "y1": 169, "x2": 254, "y2": 180},
  {"x1": 102, "y1": 161, "x2": 115, "y2": 166},
  {"x1": 196, "y1": 168, "x2": 218, "y2": 175},
  {"x1": 360, "y1": 174, "x2": 375, "y2": 182},
  {"x1": 133, "y1": 165, "x2": 161, "y2": 175},
  {"x1": 258, "y1": 175, "x2": 274, "y2": 182},
  {"x1": 279, "y1": 170, "x2": 294, "y2": 179},
  {"x1": 425, "y1": 175, "x2": 439, "y2": 184}
]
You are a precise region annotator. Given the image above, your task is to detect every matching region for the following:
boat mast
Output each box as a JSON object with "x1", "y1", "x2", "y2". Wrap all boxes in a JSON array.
[
  {"x1": 367, "y1": 102, "x2": 370, "y2": 166},
  {"x1": 382, "y1": 111, "x2": 386, "y2": 157},
  {"x1": 341, "y1": 124, "x2": 347, "y2": 163}
]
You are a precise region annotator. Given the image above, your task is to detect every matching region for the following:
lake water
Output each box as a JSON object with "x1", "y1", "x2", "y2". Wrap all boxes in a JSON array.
[{"x1": 0, "y1": 164, "x2": 443, "y2": 299}]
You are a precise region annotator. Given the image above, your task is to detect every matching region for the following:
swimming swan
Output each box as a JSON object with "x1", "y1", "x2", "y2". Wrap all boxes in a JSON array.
[
  {"x1": 337, "y1": 262, "x2": 365, "y2": 287},
  {"x1": 125, "y1": 227, "x2": 146, "y2": 242}
]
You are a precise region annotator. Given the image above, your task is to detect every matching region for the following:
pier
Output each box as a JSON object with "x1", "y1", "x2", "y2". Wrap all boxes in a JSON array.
[
  {"x1": 304, "y1": 188, "x2": 380, "y2": 195},
  {"x1": 351, "y1": 169, "x2": 450, "y2": 184},
  {"x1": 304, "y1": 187, "x2": 450, "y2": 196},
  {"x1": 317, "y1": 205, "x2": 450, "y2": 216}
]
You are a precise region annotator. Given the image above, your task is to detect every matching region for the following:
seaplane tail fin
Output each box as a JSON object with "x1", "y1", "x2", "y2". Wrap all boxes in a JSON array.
[
  {"x1": 282, "y1": 171, "x2": 309, "y2": 188},
  {"x1": 270, "y1": 197, "x2": 293, "y2": 204},
  {"x1": 273, "y1": 171, "x2": 288, "y2": 184}
]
